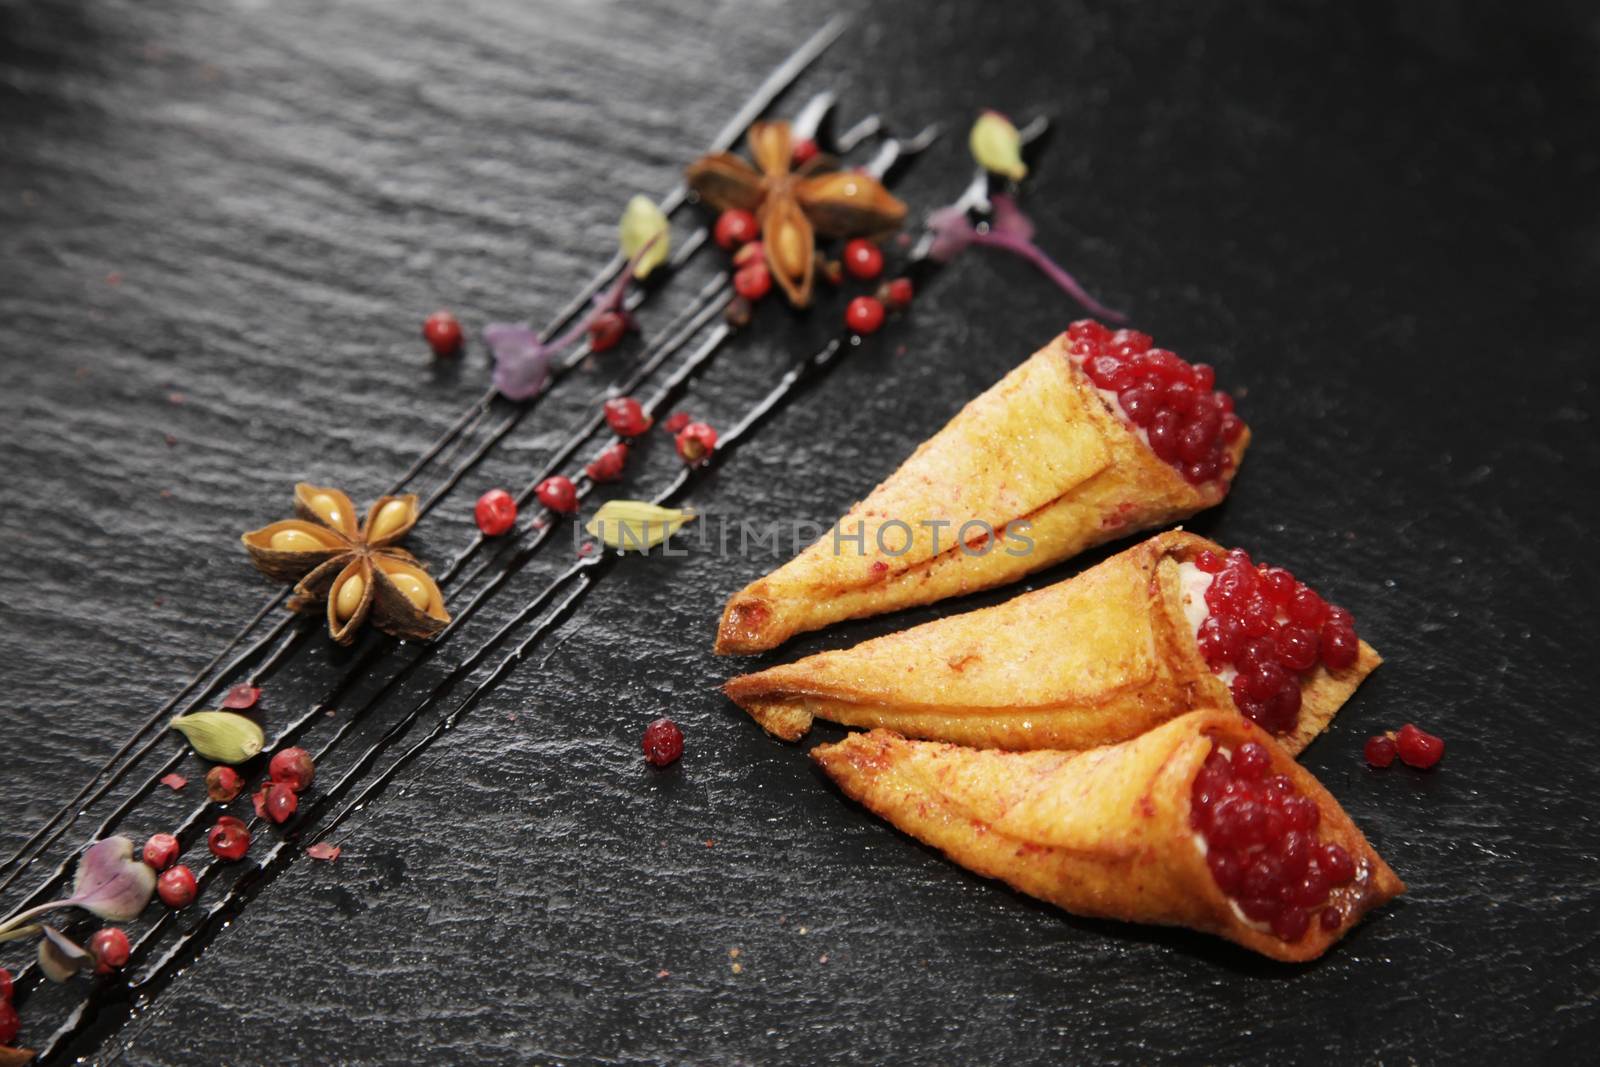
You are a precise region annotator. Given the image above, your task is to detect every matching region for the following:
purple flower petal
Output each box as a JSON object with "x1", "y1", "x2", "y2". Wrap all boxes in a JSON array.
[
  {"x1": 69, "y1": 836, "x2": 155, "y2": 922},
  {"x1": 484, "y1": 323, "x2": 557, "y2": 401},
  {"x1": 926, "y1": 205, "x2": 977, "y2": 263},
  {"x1": 988, "y1": 193, "x2": 1035, "y2": 243}
]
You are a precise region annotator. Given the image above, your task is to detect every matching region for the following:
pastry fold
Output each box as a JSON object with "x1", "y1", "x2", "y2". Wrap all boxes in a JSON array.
[
  {"x1": 714, "y1": 334, "x2": 1248, "y2": 654},
  {"x1": 724, "y1": 531, "x2": 1380, "y2": 753},
  {"x1": 812, "y1": 710, "x2": 1404, "y2": 962}
]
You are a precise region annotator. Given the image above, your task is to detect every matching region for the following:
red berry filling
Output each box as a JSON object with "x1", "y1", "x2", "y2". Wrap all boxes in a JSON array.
[
  {"x1": 1190, "y1": 740, "x2": 1358, "y2": 941},
  {"x1": 1183, "y1": 547, "x2": 1361, "y2": 736},
  {"x1": 1065, "y1": 319, "x2": 1243, "y2": 486}
]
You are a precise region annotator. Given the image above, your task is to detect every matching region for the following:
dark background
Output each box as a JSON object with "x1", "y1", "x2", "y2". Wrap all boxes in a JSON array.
[{"x1": 3, "y1": 1, "x2": 1598, "y2": 1063}]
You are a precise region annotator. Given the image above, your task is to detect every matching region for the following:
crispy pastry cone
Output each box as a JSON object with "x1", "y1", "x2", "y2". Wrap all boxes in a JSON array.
[
  {"x1": 813, "y1": 711, "x2": 1404, "y2": 962},
  {"x1": 726, "y1": 531, "x2": 1379, "y2": 753},
  {"x1": 715, "y1": 333, "x2": 1249, "y2": 654}
]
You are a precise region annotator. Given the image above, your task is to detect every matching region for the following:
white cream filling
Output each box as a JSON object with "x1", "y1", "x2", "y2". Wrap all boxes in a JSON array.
[{"x1": 1177, "y1": 561, "x2": 1236, "y2": 684}]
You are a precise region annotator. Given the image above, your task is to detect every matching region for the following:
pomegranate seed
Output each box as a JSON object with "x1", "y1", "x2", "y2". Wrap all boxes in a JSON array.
[
  {"x1": 89, "y1": 927, "x2": 131, "y2": 974},
  {"x1": 662, "y1": 411, "x2": 690, "y2": 434},
  {"x1": 790, "y1": 138, "x2": 820, "y2": 167},
  {"x1": 603, "y1": 396, "x2": 652, "y2": 437},
  {"x1": 536, "y1": 476, "x2": 579, "y2": 515},
  {"x1": 422, "y1": 310, "x2": 463, "y2": 357},
  {"x1": 142, "y1": 833, "x2": 180, "y2": 871},
  {"x1": 641, "y1": 717, "x2": 684, "y2": 767},
  {"x1": 675, "y1": 422, "x2": 718, "y2": 465},
  {"x1": 207, "y1": 817, "x2": 250, "y2": 861},
  {"x1": 713, "y1": 209, "x2": 758, "y2": 250},
  {"x1": 733, "y1": 261, "x2": 771, "y2": 301},
  {"x1": 588, "y1": 310, "x2": 627, "y2": 353},
  {"x1": 205, "y1": 765, "x2": 244, "y2": 803},
  {"x1": 1364, "y1": 735, "x2": 1397, "y2": 768},
  {"x1": 474, "y1": 488, "x2": 517, "y2": 536},
  {"x1": 256, "y1": 782, "x2": 298, "y2": 824},
  {"x1": 842, "y1": 239, "x2": 884, "y2": 280},
  {"x1": 845, "y1": 296, "x2": 885, "y2": 335},
  {"x1": 157, "y1": 864, "x2": 198, "y2": 908},
  {"x1": 1395, "y1": 723, "x2": 1445, "y2": 769},
  {"x1": 0, "y1": 1002, "x2": 15, "y2": 1045},
  {"x1": 585, "y1": 442, "x2": 629, "y2": 483},
  {"x1": 269, "y1": 747, "x2": 316, "y2": 792}
]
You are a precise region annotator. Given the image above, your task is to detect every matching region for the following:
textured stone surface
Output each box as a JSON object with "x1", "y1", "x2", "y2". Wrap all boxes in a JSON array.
[{"x1": 2, "y1": 0, "x2": 1598, "y2": 1062}]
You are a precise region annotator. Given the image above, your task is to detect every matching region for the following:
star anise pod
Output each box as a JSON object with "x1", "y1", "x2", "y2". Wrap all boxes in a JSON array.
[
  {"x1": 686, "y1": 120, "x2": 907, "y2": 307},
  {"x1": 242, "y1": 483, "x2": 449, "y2": 644}
]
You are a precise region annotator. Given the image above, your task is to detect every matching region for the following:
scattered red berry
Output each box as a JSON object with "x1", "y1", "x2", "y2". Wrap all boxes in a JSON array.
[
  {"x1": 255, "y1": 782, "x2": 298, "y2": 824},
  {"x1": 733, "y1": 261, "x2": 772, "y2": 301},
  {"x1": 0, "y1": 1001, "x2": 15, "y2": 1046},
  {"x1": 157, "y1": 864, "x2": 198, "y2": 909},
  {"x1": 221, "y1": 683, "x2": 261, "y2": 709},
  {"x1": 880, "y1": 276, "x2": 914, "y2": 309},
  {"x1": 269, "y1": 747, "x2": 316, "y2": 792},
  {"x1": 89, "y1": 927, "x2": 131, "y2": 974},
  {"x1": 790, "y1": 138, "x2": 820, "y2": 167},
  {"x1": 142, "y1": 833, "x2": 180, "y2": 872},
  {"x1": 1067, "y1": 320, "x2": 1244, "y2": 486},
  {"x1": 205, "y1": 765, "x2": 244, "y2": 803},
  {"x1": 733, "y1": 241, "x2": 764, "y2": 268},
  {"x1": 603, "y1": 396, "x2": 652, "y2": 437},
  {"x1": 675, "y1": 422, "x2": 718, "y2": 465},
  {"x1": 474, "y1": 488, "x2": 518, "y2": 536},
  {"x1": 842, "y1": 239, "x2": 884, "y2": 280},
  {"x1": 536, "y1": 475, "x2": 579, "y2": 514},
  {"x1": 159, "y1": 772, "x2": 187, "y2": 792},
  {"x1": 662, "y1": 412, "x2": 691, "y2": 434},
  {"x1": 1190, "y1": 744, "x2": 1352, "y2": 942},
  {"x1": 1363, "y1": 735, "x2": 1397, "y2": 768},
  {"x1": 641, "y1": 717, "x2": 684, "y2": 767},
  {"x1": 588, "y1": 310, "x2": 627, "y2": 353},
  {"x1": 713, "y1": 208, "x2": 759, "y2": 250},
  {"x1": 1395, "y1": 723, "x2": 1445, "y2": 769},
  {"x1": 422, "y1": 310, "x2": 463, "y2": 358},
  {"x1": 845, "y1": 296, "x2": 885, "y2": 335},
  {"x1": 207, "y1": 816, "x2": 250, "y2": 862},
  {"x1": 586, "y1": 442, "x2": 629, "y2": 483}
]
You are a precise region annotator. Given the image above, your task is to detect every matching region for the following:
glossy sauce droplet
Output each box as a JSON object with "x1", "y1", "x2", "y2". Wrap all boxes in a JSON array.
[
  {"x1": 388, "y1": 571, "x2": 429, "y2": 611},
  {"x1": 269, "y1": 529, "x2": 326, "y2": 553},
  {"x1": 367, "y1": 499, "x2": 411, "y2": 541},
  {"x1": 335, "y1": 574, "x2": 365, "y2": 620}
]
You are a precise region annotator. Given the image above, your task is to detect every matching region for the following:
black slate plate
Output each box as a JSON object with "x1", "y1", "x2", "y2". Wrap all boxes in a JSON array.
[{"x1": 2, "y1": 1, "x2": 1598, "y2": 1063}]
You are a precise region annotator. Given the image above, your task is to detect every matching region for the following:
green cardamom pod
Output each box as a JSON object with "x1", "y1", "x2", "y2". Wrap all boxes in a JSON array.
[{"x1": 169, "y1": 711, "x2": 264, "y2": 764}]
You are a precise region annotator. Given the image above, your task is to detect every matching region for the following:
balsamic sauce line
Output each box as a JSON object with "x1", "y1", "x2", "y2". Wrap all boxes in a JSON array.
[
  {"x1": 0, "y1": 25, "x2": 850, "y2": 891},
  {"x1": 39, "y1": 119, "x2": 973, "y2": 1065}
]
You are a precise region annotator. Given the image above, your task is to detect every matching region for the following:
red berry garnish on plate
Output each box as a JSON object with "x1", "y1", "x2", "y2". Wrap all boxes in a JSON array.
[
  {"x1": 1395, "y1": 723, "x2": 1444, "y2": 769},
  {"x1": 422, "y1": 310, "x2": 463, "y2": 357},
  {"x1": 1363, "y1": 735, "x2": 1397, "y2": 768},
  {"x1": 158, "y1": 864, "x2": 198, "y2": 909},
  {"x1": 536, "y1": 475, "x2": 579, "y2": 514},
  {"x1": 475, "y1": 488, "x2": 517, "y2": 536},
  {"x1": 269, "y1": 747, "x2": 316, "y2": 792},
  {"x1": 586, "y1": 442, "x2": 629, "y2": 483},
  {"x1": 221, "y1": 683, "x2": 261, "y2": 709},
  {"x1": 790, "y1": 138, "x2": 819, "y2": 167},
  {"x1": 845, "y1": 296, "x2": 885, "y2": 335},
  {"x1": 142, "y1": 833, "x2": 180, "y2": 871},
  {"x1": 603, "y1": 396, "x2": 652, "y2": 437},
  {"x1": 642, "y1": 717, "x2": 684, "y2": 767},
  {"x1": 89, "y1": 927, "x2": 131, "y2": 974},
  {"x1": 205, "y1": 765, "x2": 244, "y2": 803},
  {"x1": 675, "y1": 422, "x2": 718, "y2": 465},
  {"x1": 843, "y1": 238, "x2": 884, "y2": 280},
  {"x1": 880, "y1": 276, "x2": 914, "y2": 309},
  {"x1": 588, "y1": 310, "x2": 627, "y2": 353},
  {"x1": 207, "y1": 816, "x2": 250, "y2": 861},
  {"x1": 256, "y1": 782, "x2": 298, "y2": 824},
  {"x1": 714, "y1": 208, "x2": 758, "y2": 250},
  {"x1": 662, "y1": 411, "x2": 690, "y2": 434},
  {"x1": 733, "y1": 261, "x2": 772, "y2": 301}
]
